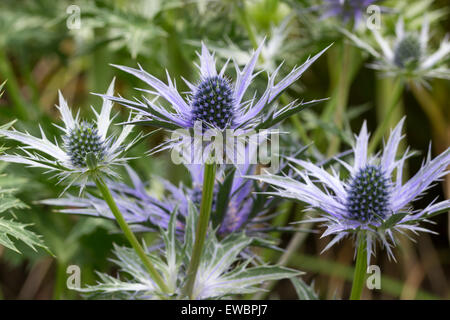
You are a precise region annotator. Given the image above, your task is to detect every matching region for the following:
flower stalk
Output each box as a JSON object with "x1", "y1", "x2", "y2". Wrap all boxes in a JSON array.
[
  {"x1": 350, "y1": 234, "x2": 367, "y2": 300},
  {"x1": 94, "y1": 176, "x2": 169, "y2": 294},
  {"x1": 183, "y1": 161, "x2": 217, "y2": 299}
]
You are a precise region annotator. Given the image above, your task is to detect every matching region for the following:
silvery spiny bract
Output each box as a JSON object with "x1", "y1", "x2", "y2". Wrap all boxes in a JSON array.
[
  {"x1": 247, "y1": 119, "x2": 450, "y2": 263},
  {"x1": 77, "y1": 201, "x2": 300, "y2": 299},
  {"x1": 342, "y1": 17, "x2": 450, "y2": 81},
  {"x1": 0, "y1": 79, "x2": 141, "y2": 193}
]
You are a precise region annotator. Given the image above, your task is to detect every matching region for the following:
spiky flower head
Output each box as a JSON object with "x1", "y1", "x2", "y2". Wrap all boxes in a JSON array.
[
  {"x1": 346, "y1": 164, "x2": 390, "y2": 222},
  {"x1": 75, "y1": 203, "x2": 300, "y2": 300},
  {"x1": 0, "y1": 79, "x2": 141, "y2": 193},
  {"x1": 342, "y1": 17, "x2": 450, "y2": 82},
  {"x1": 103, "y1": 40, "x2": 329, "y2": 162},
  {"x1": 190, "y1": 75, "x2": 234, "y2": 129},
  {"x1": 247, "y1": 119, "x2": 450, "y2": 263}
]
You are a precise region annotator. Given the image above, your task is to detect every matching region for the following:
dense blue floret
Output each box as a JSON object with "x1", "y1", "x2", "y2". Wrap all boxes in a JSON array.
[
  {"x1": 346, "y1": 165, "x2": 390, "y2": 222},
  {"x1": 64, "y1": 122, "x2": 106, "y2": 167},
  {"x1": 190, "y1": 76, "x2": 234, "y2": 129}
]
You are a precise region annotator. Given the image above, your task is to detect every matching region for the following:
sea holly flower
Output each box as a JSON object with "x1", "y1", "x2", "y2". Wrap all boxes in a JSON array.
[
  {"x1": 0, "y1": 79, "x2": 141, "y2": 193},
  {"x1": 320, "y1": 0, "x2": 377, "y2": 26},
  {"x1": 341, "y1": 17, "x2": 450, "y2": 81},
  {"x1": 78, "y1": 202, "x2": 300, "y2": 299},
  {"x1": 246, "y1": 119, "x2": 450, "y2": 262},
  {"x1": 102, "y1": 40, "x2": 329, "y2": 162}
]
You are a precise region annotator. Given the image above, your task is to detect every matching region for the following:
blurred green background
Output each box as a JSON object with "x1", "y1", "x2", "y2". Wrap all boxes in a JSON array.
[{"x1": 0, "y1": 0, "x2": 448, "y2": 299}]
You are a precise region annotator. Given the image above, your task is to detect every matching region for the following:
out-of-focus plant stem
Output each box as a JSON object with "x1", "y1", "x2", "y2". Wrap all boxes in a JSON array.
[
  {"x1": 408, "y1": 81, "x2": 450, "y2": 245},
  {"x1": 0, "y1": 48, "x2": 31, "y2": 120},
  {"x1": 408, "y1": 81, "x2": 446, "y2": 140},
  {"x1": 325, "y1": 41, "x2": 355, "y2": 156},
  {"x1": 183, "y1": 162, "x2": 217, "y2": 299},
  {"x1": 350, "y1": 234, "x2": 367, "y2": 300},
  {"x1": 368, "y1": 77, "x2": 404, "y2": 154},
  {"x1": 52, "y1": 261, "x2": 67, "y2": 300},
  {"x1": 94, "y1": 176, "x2": 169, "y2": 294},
  {"x1": 314, "y1": 39, "x2": 359, "y2": 156}
]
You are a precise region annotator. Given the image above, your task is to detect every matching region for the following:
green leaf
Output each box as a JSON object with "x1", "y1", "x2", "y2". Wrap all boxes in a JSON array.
[
  {"x1": 381, "y1": 212, "x2": 409, "y2": 229},
  {"x1": 0, "y1": 165, "x2": 49, "y2": 254},
  {"x1": 290, "y1": 277, "x2": 319, "y2": 300},
  {"x1": 0, "y1": 216, "x2": 49, "y2": 254}
]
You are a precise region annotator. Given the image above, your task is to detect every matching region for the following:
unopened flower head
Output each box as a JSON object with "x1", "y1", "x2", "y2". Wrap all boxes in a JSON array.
[
  {"x1": 103, "y1": 40, "x2": 329, "y2": 163},
  {"x1": 0, "y1": 79, "x2": 141, "y2": 193},
  {"x1": 247, "y1": 118, "x2": 450, "y2": 263},
  {"x1": 342, "y1": 17, "x2": 450, "y2": 82}
]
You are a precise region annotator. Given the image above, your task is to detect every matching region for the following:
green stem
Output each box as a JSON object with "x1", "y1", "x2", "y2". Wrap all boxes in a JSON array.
[
  {"x1": 94, "y1": 176, "x2": 169, "y2": 294},
  {"x1": 52, "y1": 261, "x2": 67, "y2": 300},
  {"x1": 350, "y1": 234, "x2": 367, "y2": 300},
  {"x1": 183, "y1": 162, "x2": 217, "y2": 299},
  {"x1": 368, "y1": 78, "x2": 404, "y2": 154}
]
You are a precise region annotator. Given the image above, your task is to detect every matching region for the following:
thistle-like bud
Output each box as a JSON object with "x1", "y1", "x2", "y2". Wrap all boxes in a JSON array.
[{"x1": 64, "y1": 122, "x2": 106, "y2": 168}]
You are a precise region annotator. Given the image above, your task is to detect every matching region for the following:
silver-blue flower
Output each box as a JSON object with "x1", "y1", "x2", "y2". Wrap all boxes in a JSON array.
[
  {"x1": 102, "y1": 40, "x2": 330, "y2": 135},
  {"x1": 247, "y1": 118, "x2": 450, "y2": 263},
  {"x1": 0, "y1": 79, "x2": 141, "y2": 193}
]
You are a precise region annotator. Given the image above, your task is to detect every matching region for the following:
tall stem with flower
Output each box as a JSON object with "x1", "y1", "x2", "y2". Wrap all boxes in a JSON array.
[{"x1": 183, "y1": 161, "x2": 217, "y2": 298}]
